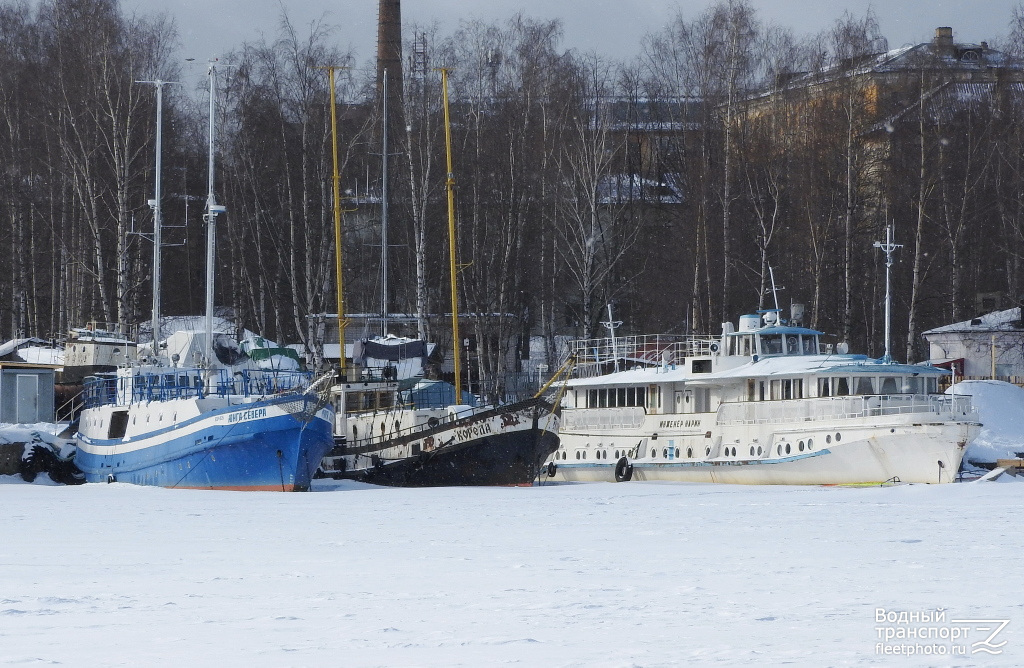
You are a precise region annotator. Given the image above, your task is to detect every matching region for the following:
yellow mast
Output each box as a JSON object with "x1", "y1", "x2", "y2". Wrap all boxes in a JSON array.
[
  {"x1": 325, "y1": 66, "x2": 346, "y2": 375},
  {"x1": 439, "y1": 67, "x2": 462, "y2": 402}
]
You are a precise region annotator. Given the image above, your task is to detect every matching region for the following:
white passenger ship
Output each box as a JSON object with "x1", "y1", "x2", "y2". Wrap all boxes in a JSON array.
[{"x1": 545, "y1": 307, "x2": 979, "y2": 485}]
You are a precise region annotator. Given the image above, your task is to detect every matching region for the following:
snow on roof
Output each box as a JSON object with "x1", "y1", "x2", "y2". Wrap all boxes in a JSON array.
[
  {"x1": 923, "y1": 307, "x2": 1023, "y2": 336},
  {"x1": 0, "y1": 338, "x2": 50, "y2": 358}
]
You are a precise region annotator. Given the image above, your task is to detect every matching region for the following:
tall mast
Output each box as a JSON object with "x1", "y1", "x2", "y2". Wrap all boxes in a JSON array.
[
  {"x1": 380, "y1": 69, "x2": 390, "y2": 338},
  {"x1": 326, "y1": 66, "x2": 346, "y2": 375},
  {"x1": 138, "y1": 78, "x2": 177, "y2": 358},
  {"x1": 439, "y1": 67, "x2": 461, "y2": 401},
  {"x1": 204, "y1": 62, "x2": 225, "y2": 368},
  {"x1": 874, "y1": 225, "x2": 902, "y2": 363}
]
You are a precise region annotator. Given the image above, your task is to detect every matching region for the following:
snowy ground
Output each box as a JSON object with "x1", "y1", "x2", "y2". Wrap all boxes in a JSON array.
[{"x1": 1, "y1": 477, "x2": 1022, "y2": 666}]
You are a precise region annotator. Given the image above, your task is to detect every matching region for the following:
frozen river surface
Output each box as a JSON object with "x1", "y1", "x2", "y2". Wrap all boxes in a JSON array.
[{"x1": 1, "y1": 477, "x2": 1022, "y2": 666}]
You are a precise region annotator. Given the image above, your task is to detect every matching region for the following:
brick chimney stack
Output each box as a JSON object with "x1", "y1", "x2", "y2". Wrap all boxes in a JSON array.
[
  {"x1": 933, "y1": 26, "x2": 954, "y2": 54},
  {"x1": 377, "y1": 0, "x2": 403, "y2": 101}
]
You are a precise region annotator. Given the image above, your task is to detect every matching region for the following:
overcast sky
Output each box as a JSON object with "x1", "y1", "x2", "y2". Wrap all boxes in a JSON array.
[{"x1": 121, "y1": 0, "x2": 1019, "y2": 68}]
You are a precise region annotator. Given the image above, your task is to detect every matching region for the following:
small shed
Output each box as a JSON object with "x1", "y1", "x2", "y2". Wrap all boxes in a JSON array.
[
  {"x1": 923, "y1": 307, "x2": 1024, "y2": 382},
  {"x1": 0, "y1": 362, "x2": 56, "y2": 424}
]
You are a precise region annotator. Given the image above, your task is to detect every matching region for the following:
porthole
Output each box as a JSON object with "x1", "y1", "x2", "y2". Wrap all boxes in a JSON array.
[
  {"x1": 663, "y1": 448, "x2": 668, "y2": 458},
  {"x1": 835, "y1": 433, "x2": 842, "y2": 442},
  {"x1": 785, "y1": 443, "x2": 791, "y2": 454},
  {"x1": 757, "y1": 446, "x2": 762, "y2": 455},
  {"x1": 826, "y1": 434, "x2": 832, "y2": 444},
  {"x1": 651, "y1": 448, "x2": 657, "y2": 458},
  {"x1": 807, "y1": 438, "x2": 813, "y2": 450},
  {"x1": 675, "y1": 448, "x2": 680, "y2": 458},
  {"x1": 750, "y1": 446, "x2": 755, "y2": 456},
  {"x1": 687, "y1": 448, "x2": 693, "y2": 458},
  {"x1": 706, "y1": 447, "x2": 711, "y2": 456},
  {"x1": 583, "y1": 451, "x2": 587, "y2": 459},
  {"x1": 799, "y1": 441, "x2": 805, "y2": 452},
  {"x1": 777, "y1": 445, "x2": 782, "y2": 455},
  {"x1": 576, "y1": 452, "x2": 581, "y2": 460},
  {"x1": 614, "y1": 450, "x2": 619, "y2": 459},
  {"x1": 562, "y1": 451, "x2": 567, "y2": 460}
]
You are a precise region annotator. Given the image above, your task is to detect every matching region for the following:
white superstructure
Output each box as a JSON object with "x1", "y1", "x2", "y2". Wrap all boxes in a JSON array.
[{"x1": 545, "y1": 309, "x2": 979, "y2": 485}]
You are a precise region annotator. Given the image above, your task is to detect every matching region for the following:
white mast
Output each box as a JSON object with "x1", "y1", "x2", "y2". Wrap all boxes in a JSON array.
[
  {"x1": 601, "y1": 304, "x2": 623, "y2": 372},
  {"x1": 380, "y1": 69, "x2": 390, "y2": 338},
  {"x1": 138, "y1": 78, "x2": 177, "y2": 358},
  {"x1": 204, "y1": 63, "x2": 226, "y2": 368},
  {"x1": 874, "y1": 225, "x2": 902, "y2": 363}
]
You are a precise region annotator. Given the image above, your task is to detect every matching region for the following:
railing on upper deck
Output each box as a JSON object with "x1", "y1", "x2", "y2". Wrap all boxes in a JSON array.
[
  {"x1": 716, "y1": 394, "x2": 974, "y2": 426},
  {"x1": 565, "y1": 334, "x2": 721, "y2": 378},
  {"x1": 559, "y1": 406, "x2": 647, "y2": 431},
  {"x1": 82, "y1": 368, "x2": 314, "y2": 409}
]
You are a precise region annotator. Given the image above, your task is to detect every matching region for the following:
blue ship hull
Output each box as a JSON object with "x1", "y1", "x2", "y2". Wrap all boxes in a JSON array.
[{"x1": 76, "y1": 397, "x2": 334, "y2": 491}]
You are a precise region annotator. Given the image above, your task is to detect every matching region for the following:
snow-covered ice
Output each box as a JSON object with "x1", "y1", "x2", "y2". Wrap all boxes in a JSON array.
[{"x1": 1, "y1": 477, "x2": 1022, "y2": 666}]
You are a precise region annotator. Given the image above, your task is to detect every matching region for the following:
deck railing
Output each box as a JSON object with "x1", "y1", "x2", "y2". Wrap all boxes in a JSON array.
[
  {"x1": 82, "y1": 368, "x2": 313, "y2": 408},
  {"x1": 560, "y1": 406, "x2": 647, "y2": 431},
  {"x1": 716, "y1": 394, "x2": 974, "y2": 426},
  {"x1": 566, "y1": 334, "x2": 721, "y2": 377}
]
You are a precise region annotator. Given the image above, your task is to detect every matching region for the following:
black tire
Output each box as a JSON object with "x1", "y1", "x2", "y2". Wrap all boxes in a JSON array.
[
  {"x1": 614, "y1": 456, "x2": 633, "y2": 482},
  {"x1": 546, "y1": 461, "x2": 557, "y2": 478}
]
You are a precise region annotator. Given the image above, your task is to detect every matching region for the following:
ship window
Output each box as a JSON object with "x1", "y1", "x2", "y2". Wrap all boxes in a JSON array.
[
  {"x1": 740, "y1": 335, "x2": 753, "y2": 357},
  {"x1": 651, "y1": 448, "x2": 657, "y2": 458},
  {"x1": 706, "y1": 446, "x2": 711, "y2": 456},
  {"x1": 747, "y1": 380, "x2": 756, "y2": 401},
  {"x1": 835, "y1": 433, "x2": 842, "y2": 442},
  {"x1": 836, "y1": 378, "x2": 850, "y2": 396},
  {"x1": 786, "y1": 335, "x2": 799, "y2": 354},
  {"x1": 819, "y1": 378, "x2": 831, "y2": 397},
  {"x1": 785, "y1": 443, "x2": 791, "y2": 454},
  {"x1": 880, "y1": 377, "x2": 898, "y2": 394},
  {"x1": 617, "y1": 388, "x2": 627, "y2": 406},
  {"x1": 412, "y1": 443, "x2": 421, "y2": 455},
  {"x1": 675, "y1": 448, "x2": 680, "y2": 458},
  {"x1": 777, "y1": 445, "x2": 782, "y2": 455},
  {"x1": 588, "y1": 390, "x2": 597, "y2": 408},
  {"x1": 783, "y1": 379, "x2": 793, "y2": 399},
  {"x1": 692, "y1": 359, "x2": 712, "y2": 373},
  {"x1": 803, "y1": 336, "x2": 816, "y2": 354},
  {"x1": 576, "y1": 451, "x2": 580, "y2": 460},
  {"x1": 799, "y1": 441, "x2": 805, "y2": 451},
  {"x1": 903, "y1": 377, "x2": 922, "y2": 394},
  {"x1": 638, "y1": 387, "x2": 647, "y2": 408},
  {"x1": 750, "y1": 446, "x2": 755, "y2": 456},
  {"x1": 808, "y1": 439, "x2": 813, "y2": 450},
  {"x1": 761, "y1": 334, "x2": 783, "y2": 355},
  {"x1": 855, "y1": 376, "x2": 875, "y2": 394},
  {"x1": 757, "y1": 446, "x2": 762, "y2": 455},
  {"x1": 826, "y1": 434, "x2": 831, "y2": 443},
  {"x1": 687, "y1": 448, "x2": 693, "y2": 458}
]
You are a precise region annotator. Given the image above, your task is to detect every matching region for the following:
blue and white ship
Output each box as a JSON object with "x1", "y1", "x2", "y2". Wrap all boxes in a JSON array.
[
  {"x1": 73, "y1": 65, "x2": 333, "y2": 491},
  {"x1": 74, "y1": 338, "x2": 333, "y2": 491}
]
